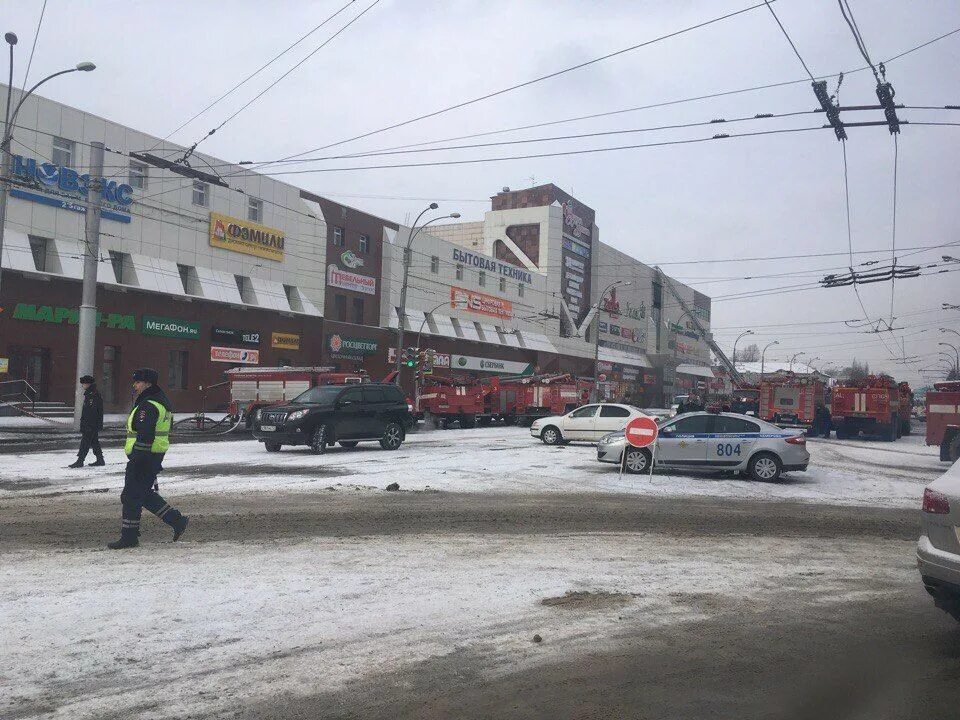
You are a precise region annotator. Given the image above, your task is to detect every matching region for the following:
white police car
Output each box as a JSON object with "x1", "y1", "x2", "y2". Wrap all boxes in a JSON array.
[{"x1": 596, "y1": 411, "x2": 810, "y2": 481}]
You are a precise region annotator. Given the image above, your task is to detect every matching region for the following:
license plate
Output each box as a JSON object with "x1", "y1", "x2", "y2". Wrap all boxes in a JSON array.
[{"x1": 260, "y1": 424, "x2": 276, "y2": 432}]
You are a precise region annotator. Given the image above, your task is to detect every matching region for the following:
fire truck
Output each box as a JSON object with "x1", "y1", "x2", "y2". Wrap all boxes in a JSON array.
[
  {"x1": 925, "y1": 381, "x2": 960, "y2": 461},
  {"x1": 225, "y1": 366, "x2": 368, "y2": 426},
  {"x1": 830, "y1": 375, "x2": 902, "y2": 441},
  {"x1": 513, "y1": 373, "x2": 593, "y2": 425},
  {"x1": 758, "y1": 373, "x2": 829, "y2": 432}
]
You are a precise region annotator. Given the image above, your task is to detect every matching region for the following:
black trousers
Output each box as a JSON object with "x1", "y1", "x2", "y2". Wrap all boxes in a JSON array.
[
  {"x1": 119, "y1": 452, "x2": 182, "y2": 538},
  {"x1": 77, "y1": 430, "x2": 103, "y2": 461}
]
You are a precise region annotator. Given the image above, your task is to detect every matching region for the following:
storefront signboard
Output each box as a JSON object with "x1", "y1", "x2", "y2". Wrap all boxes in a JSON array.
[
  {"x1": 0, "y1": 358, "x2": 8, "y2": 374},
  {"x1": 452, "y1": 248, "x2": 532, "y2": 285},
  {"x1": 327, "y1": 265, "x2": 377, "y2": 295},
  {"x1": 272, "y1": 332, "x2": 301, "y2": 350},
  {"x1": 209, "y1": 212, "x2": 285, "y2": 262},
  {"x1": 210, "y1": 346, "x2": 260, "y2": 364},
  {"x1": 11, "y1": 303, "x2": 136, "y2": 330},
  {"x1": 327, "y1": 334, "x2": 378, "y2": 357},
  {"x1": 450, "y1": 286, "x2": 512, "y2": 320},
  {"x1": 451, "y1": 354, "x2": 533, "y2": 376},
  {"x1": 211, "y1": 326, "x2": 261, "y2": 347},
  {"x1": 142, "y1": 315, "x2": 200, "y2": 339}
]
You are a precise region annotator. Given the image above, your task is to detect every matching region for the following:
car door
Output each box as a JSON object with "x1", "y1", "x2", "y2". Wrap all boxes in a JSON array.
[
  {"x1": 335, "y1": 386, "x2": 365, "y2": 438},
  {"x1": 595, "y1": 404, "x2": 633, "y2": 440},
  {"x1": 656, "y1": 414, "x2": 714, "y2": 467},
  {"x1": 362, "y1": 386, "x2": 388, "y2": 437},
  {"x1": 710, "y1": 415, "x2": 761, "y2": 467},
  {"x1": 561, "y1": 405, "x2": 599, "y2": 440}
]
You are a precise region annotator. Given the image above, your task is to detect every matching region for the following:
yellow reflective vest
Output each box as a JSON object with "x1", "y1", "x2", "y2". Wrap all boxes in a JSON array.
[{"x1": 125, "y1": 399, "x2": 171, "y2": 456}]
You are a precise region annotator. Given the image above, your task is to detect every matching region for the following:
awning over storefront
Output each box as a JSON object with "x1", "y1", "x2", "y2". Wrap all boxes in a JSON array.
[
  {"x1": 453, "y1": 317, "x2": 481, "y2": 342},
  {"x1": 428, "y1": 313, "x2": 459, "y2": 339},
  {"x1": 194, "y1": 266, "x2": 243, "y2": 304},
  {"x1": 0, "y1": 228, "x2": 35, "y2": 272},
  {"x1": 598, "y1": 346, "x2": 653, "y2": 368},
  {"x1": 675, "y1": 363, "x2": 716, "y2": 378},
  {"x1": 475, "y1": 322, "x2": 502, "y2": 344},
  {"x1": 518, "y1": 331, "x2": 557, "y2": 353},
  {"x1": 497, "y1": 326, "x2": 522, "y2": 347}
]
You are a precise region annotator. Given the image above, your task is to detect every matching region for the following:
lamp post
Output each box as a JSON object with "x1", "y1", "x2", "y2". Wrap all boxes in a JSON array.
[
  {"x1": 394, "y1": 206, "x2": 459, "y2": 383},
  {"x1": 0, "y1": 32, "x2": 95, "y2": 294},
  {"x1": 592, "y1": 279, "x2": 630, "y2": 402},
  {"x1": 760, "y1": 340, "x2": 779, "y2": 380},
  {"x1": 789, "y1": 352, "x2": 805, "y2": 372},
  {"x1": 941, "y1": 328, "x2": 960, "y2": 340},
  {"x1": 732, "y1": 329, "x2": 754, "y2": 367},
  {"x1": 806, "y1": 356, "x2": 821, "y2": 373},
  {"x1": 939, "y1": 342, "x2": 960, "y2": 371}
]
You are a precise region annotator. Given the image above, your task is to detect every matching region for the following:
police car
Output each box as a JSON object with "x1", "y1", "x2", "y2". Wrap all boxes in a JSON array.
[{"x1": 596, "y1": 411, "x2": 809, "y2": 481}]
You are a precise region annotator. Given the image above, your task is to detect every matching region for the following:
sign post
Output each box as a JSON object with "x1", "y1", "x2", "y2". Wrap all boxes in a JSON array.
[{"x1": 620, "y1": 415, "x2": 659, "y2": 480}]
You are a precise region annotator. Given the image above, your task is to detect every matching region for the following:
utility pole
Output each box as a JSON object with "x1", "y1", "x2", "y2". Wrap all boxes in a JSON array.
[{"x1": 73, "y1": 141, "x2": 104, "y2": 430}]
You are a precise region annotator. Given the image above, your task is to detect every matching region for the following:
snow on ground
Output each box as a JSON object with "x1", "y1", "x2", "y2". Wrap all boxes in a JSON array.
[
  {"x1": 0, "y1": 531, "x2": 916, "y2": 720},
  {"x1": 0, "y1": 426, "x2": 947, "y2": 508}
]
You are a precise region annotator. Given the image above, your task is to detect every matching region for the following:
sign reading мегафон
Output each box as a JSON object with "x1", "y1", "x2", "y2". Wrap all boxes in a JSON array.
[{"x1": 142, "y1": 315, "x2": 200, "y2": 339}]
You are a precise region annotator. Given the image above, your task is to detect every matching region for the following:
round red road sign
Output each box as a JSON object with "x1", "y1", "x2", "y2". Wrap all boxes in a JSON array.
[{"x1": 624, "y1": 415, "x2": 659, "y2": 448}]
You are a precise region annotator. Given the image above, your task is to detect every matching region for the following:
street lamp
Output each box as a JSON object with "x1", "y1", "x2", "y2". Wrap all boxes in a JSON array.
[
  {"x1": 789, "y1": 352, "x2": 805, "y2": 372},
  {"x1": 941, "y1": 328, "x2": 960, "y2": 340},
  {"x1": 806, "y1": 356, "x2": 821, "y2": 372},
  {"x1": 760, "y1": 340, "x2": 779, "y2": 380},
  {"x1": 394, "y1": 205, "x2": 460, "y2": 382},
  {"x1": 0, "y1": 32, "x2": 95, "y2": 294},
  {"x1": 592, "y1": 279, "x2": 631, "y2": 402},
  {"x1": 732, "y1": 329, "x2": 754, "y2": 367},
  {"x1": 939, "y1": 342, "x2": 960, "y2": 370}
]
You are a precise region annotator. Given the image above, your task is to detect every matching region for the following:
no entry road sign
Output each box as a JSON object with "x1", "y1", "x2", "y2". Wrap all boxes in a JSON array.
[{"x1": 624, "y1": 416, "x2": 659, "y2": 448}]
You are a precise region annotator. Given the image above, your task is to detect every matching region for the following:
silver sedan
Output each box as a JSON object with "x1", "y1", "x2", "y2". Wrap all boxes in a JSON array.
[
  {"x1": 596, "y1": 411, "x2": 810, "y2": 482},
  {"x1": 917, "y1": 460, "x2": 960, "y2": 622}
]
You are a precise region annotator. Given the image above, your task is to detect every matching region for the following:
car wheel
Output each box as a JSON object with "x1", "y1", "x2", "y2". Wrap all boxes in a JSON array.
[
  {"x1": 748, "y1": 452, "x2": 782, "y2": 482},
  {"x1": 540, "y1": 426, "x2": 562, "y2": 445},
  {"x1": 623, "y1": 448, "x2": 651, "y2": 474},
  {"x1": 264, "y1": 442, "x2": 281, "y2": 453},
  {"x1": 380, "y1": 422, "x2": 404, "y2": 450},
  {"x1": 460, "y1": 414, "x2": 477, "y2": 429},
  {"x1": 339, "y1": 441, "x2": 359, "y2": 448},
  {"x1": 310, "y1": 425, "x2": 328, "y2": 455},
  {"x1": 903, "y1": 420, "x2": 912, "y2": 436}
]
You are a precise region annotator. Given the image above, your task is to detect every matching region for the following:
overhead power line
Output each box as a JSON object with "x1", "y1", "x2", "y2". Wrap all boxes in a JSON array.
[
  {"x1": 255, "y1": 1, "x2": 778, "y2": 168},
  {"x1": 763, "y1": 0, "x2": 816, "y2": 81},
  {"x1": 21, "y1": 0, "x2": 48, "y2": 90}
]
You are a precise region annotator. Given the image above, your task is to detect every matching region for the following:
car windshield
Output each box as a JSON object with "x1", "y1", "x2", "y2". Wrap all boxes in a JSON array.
[{"x1": 290, "y1": 386, "x2": 344, "y2": 404}]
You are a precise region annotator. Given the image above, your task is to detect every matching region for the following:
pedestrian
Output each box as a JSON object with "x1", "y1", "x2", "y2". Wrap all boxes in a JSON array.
[
  {"x1": 68, "y1": 375, "x2": 105, "y2": 468},
  {"x1": 108, "y1": 368, "x2": 188, "y2": 550}
]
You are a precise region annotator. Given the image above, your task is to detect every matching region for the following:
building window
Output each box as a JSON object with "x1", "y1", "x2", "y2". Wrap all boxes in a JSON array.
[
  {"x1": 431, "y1": 256, "x2": 440, "y2": 274},
  {"x1": 28, "y1": 236, "x2": 48, "y2": 272},
  {"x1": 168, "y1": 351, "x2": 189, "y2": 390},
  {"x1": 518, "y1": 283, "x2": 524, "y2": 298},
  {"x1": 334, "y1": 294, "x2": 347, "y2": 321},
  {"x1": 359, "y1": 234, "x2": 370, "y2": 254},
  {"x1": 247, "y1": 197, "x2": 263, "y2": 222},
  {"x1": 352, "y1": 297, "x2": 364, "y2": 324},
  {"x1": 456, "y1": 263, "x2": 463, "y2": 280},
  {"x1": 499, "y1": 277, "x2": 506, "y2": 292},
  {"x1": 128, "y1": 161, "x2": 148, "y2": 190},
  {"x1": 192, "y1": 180, "x2": 209, "y2": 207},
  {"x1": 52, "y1": 136, "x2": 74, "y2": 167},
  {"x1": 333, "y1": 226, "x2": 344, "y2": 247},
  {"x1": 478, "y1": 271, "x2": 486, "y2": 287}
]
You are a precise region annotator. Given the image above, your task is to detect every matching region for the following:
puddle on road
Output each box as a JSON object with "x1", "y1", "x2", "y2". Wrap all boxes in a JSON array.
[
  {"x1": 0, "y1": 479, "x2": 51, "y2": 491},
  {"x1": 171, "y1": 463, "x2": 349, "y2": 480}
]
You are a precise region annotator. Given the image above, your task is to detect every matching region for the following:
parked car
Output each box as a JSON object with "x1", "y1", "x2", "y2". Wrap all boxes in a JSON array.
[
  {"x1": 917, "y1": 460, "x2": 960, "y2": 622},
  {"x1": 596, "y1": 411, "x2": 809, "y2": 481},
  {"x1": 252, "y1": 383, "x2": 411, "y2": 454},
  {"x1": 530, "y1": 403, "x2": 648, "y2": 444}
]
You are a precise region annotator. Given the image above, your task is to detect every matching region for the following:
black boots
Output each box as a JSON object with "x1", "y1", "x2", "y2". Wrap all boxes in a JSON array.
[
  {"x1": 107, "y1": 535, "x2": 139, "y2": 550},
  {"x1": 68, "y1": 459, "x2": 84, "y2": 468},
  {"x1": 172, "y1": 516, "x2": 189, "y2": 542},
  {"x1": 69, "y1": 457, "x2": 104, "y2": 468},
  {"x1": 90, "y1": 457, "x2": 105, "y2": 466}
]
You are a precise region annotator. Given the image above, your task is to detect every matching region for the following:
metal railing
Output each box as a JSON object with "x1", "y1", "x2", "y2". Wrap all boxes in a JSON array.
[{"x1": 0, "y1": 378, "x2": 37, "y2": 413}]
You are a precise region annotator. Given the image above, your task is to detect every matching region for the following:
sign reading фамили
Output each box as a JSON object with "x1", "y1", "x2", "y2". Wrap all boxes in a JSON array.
[{"x1": 209, "y1": 211, "x2": 285, "y2": 262}]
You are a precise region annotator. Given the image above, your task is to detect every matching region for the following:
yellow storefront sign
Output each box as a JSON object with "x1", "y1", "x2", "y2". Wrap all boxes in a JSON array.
[
  {"x1": 272, "y1": 332, "x2": 301, "y2": 350},
  {"x1": 209, "y1": 212, "x2": 285, "y2": 262}
]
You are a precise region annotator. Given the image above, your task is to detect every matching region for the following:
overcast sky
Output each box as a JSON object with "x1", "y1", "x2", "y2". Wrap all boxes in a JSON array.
[{"x1": 5, "y1": 0, "x2": 959, "y2": 385}]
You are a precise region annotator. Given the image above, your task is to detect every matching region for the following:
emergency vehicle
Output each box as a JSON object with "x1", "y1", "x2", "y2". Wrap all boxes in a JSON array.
[
  {"x1": 830, "y1": 375, "x2": 902, "y2": 441},
  {"x1": 513, "y1": 373, "x2": 593, "y2": 426},
  {"x1": 225, "y1": 366, "x2": 368, "y2": 426},
  {"x1": 418, "y1": 375, "x2": 517, "y2": 428},
  {"x1": 758, "y1": 372, "x2": 829, "y2": 432},
  {"x1": 925, "y1": 381, "x2": 960, "y2": 461}
]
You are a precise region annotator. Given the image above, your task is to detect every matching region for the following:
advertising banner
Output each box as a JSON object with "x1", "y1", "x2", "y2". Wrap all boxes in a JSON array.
[
  {"x1": 451, "y1": 354, "x2": 533, "y2": 376},
  {"x1": 210, "y1": 346, "x2": 260, "y2": 364},
  {"x1": 211, "y1": 326, "x2": 261, "y2": 347},
  {"x1": 209, "y1": 211, "x2": 285, "y2": 262},
  {"x1": 272, "y1": 332, "x2": 301, "y2": 350},
  {"x1": 327, "y1": 265, "x2": 377, "y2": 295},
  {"x1": 450, "y1": 286, "x2": 512, "y2": 320},
  {"x1": 327, "y1": 334, "x2": 378, "y2": 357},
  {"x1": 142, "y1": 315, "x2": 200, "y2": 339}
]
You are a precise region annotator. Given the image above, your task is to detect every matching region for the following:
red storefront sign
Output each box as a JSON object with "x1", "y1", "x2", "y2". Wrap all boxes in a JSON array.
[
  {"x1": 211, "y1": 346, "x2": 260, "y2": 365},
  {"x1": 451, "y1": 286, "x2": 512, "y2": 320}
]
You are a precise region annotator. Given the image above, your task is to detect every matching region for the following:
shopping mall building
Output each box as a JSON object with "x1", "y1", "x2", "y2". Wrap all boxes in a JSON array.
[{"x1": 0, "y1": 86, "x2": 714, "y2": 413}]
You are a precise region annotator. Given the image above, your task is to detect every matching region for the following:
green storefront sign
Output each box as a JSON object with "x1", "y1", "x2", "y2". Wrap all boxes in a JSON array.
[
  {"x1": 142, "y1": 315, "x2": 200, "y2": 339},
  {"x1": 12, "y1": 303, "x2": 136, "y2": 331}
]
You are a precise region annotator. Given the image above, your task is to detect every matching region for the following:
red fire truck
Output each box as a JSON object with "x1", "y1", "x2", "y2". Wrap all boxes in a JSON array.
[
  {"x1": 513, "y1": 373, "x2": 593, "y2": 426},
  {"x1": 926, "y1": 381, "x2": 960, "y2": 461},
  {"x1": 758, "y1": 373, "x2": 829, "y2": 431},
  {"x1": 226, "y1": 366, "x2": 368, "y2": 425},
  {"x1": 830, "y1": 375, "x2": 902, "y2": 441},
  {"x1": 418, "y1": 375, "x2": 518, "y2": 428}
]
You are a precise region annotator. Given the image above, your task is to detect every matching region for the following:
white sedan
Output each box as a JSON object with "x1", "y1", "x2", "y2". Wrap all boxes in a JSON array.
[
  {"x1": 530, "y1": 403, "x2": 648, "y2": 445},
  {"x1": 918, "y1": 460, "x2": 960, "y2": 622}
]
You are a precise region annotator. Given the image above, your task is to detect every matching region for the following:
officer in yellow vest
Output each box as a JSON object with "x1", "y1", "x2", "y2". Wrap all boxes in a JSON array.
[{"x1": 108, "y1": 368, "x2": 188, "y2": 549}]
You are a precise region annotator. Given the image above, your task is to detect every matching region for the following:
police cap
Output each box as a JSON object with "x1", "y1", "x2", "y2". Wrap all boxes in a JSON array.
[{"x1": 132, "y1": 368, "x2": 159, "y2": 384}]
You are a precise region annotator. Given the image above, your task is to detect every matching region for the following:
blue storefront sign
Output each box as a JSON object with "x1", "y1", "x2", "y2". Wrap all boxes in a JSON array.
[{"x1": 10, "y1": 155, "x2": 134, "y2": 223}]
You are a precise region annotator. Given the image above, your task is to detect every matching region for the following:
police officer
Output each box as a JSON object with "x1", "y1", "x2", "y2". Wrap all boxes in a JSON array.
[
  {"x1": 108, "y1": 368, "x2": 188, "y2": 550},
  {"x1": 68, "y1": 375, "x2": 104, "y2": 468}
]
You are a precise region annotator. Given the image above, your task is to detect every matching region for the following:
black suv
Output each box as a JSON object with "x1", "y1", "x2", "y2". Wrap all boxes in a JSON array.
[{"x1": 252, "y1": 383, "x2": 411, "y2": 454}]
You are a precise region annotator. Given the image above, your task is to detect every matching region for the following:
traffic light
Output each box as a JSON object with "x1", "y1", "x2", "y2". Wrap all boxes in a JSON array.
[
  {"x1": 402, "y1": 347, "x2": 417, "y2": 368},
  {"x1": 422, "y1": 349, "x2": 435, "y2": 375}
]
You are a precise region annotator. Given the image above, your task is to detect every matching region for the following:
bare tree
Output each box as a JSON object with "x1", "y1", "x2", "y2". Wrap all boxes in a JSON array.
[
  {"x1": 840, "y1": 359, "x2": 871, "y2": 381},
  {"x1": 739, "y1": 343, "x2": 760, "y2": 362}
]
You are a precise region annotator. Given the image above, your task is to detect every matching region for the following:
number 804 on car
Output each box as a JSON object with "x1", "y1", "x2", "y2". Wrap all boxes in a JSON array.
[{"x1": 597, "y1": 411, "x2": 810, "y2": 482}]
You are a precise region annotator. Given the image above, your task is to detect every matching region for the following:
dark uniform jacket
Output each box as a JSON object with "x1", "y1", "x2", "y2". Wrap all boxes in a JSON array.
[
  {"x1": 80, "y1": 384, "x2": 104, "y2": 433},
  {"x1": 130, "y1": 385, "x2": 173, "y2": 457}
]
